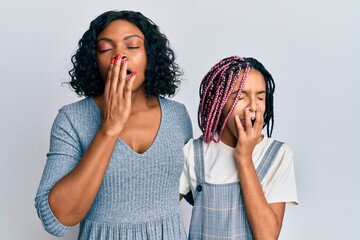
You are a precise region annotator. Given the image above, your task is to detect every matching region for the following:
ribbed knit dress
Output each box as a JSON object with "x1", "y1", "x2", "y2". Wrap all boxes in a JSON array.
[{"x1": 35, "y1": 97, "x2": 193, "y2": 239}]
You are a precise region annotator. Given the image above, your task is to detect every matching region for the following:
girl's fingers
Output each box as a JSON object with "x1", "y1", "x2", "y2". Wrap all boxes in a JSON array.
[
  {"x1": 253, "y1": 106, "x2": 264, "y2": 134},
  {"x1": 244, "y1": 108, "x2": 252, "y2": 134},
  {"x1": 234, "y1": 115, "x2": 245, "y2": 138}
]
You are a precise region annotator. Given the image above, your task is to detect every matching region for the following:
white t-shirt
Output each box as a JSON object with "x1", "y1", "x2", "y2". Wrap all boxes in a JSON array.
[{"x1": 179, "y1": 136, "x2": 298, "y2": 206}]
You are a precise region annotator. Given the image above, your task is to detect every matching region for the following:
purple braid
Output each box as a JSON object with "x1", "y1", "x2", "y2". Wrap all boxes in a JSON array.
[{"x1": 198, "y1": 56, "x2": 251, "y2": 143}]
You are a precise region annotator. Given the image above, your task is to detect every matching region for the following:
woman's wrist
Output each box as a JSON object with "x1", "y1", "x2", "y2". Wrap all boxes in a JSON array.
[{"x1": 98, "y1": 123, "x2": 123, "y2": 139}]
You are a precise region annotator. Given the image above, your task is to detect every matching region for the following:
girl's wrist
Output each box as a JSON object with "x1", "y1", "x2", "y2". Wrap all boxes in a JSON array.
[{"x1": 234, "y1": 152, "x2": 253, "y2": 165}]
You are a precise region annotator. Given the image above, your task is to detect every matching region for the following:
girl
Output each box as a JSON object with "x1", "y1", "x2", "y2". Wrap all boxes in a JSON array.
[
  {"x1": 180, "y1": 56, "x2": 298, "y2": 239},
  {"x1": 35, "y1": 10, "x2": 192, "y2": 239}
]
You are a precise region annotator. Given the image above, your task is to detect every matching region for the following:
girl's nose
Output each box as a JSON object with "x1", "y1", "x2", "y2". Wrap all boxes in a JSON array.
[{"x1": 248, "y1": 99, "x2": 257, "y2": 112}]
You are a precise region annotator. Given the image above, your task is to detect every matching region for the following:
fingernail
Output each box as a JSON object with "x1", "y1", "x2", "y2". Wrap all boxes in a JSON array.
[
  {"x1": 115, "y1": 54, "x2": 121, "y2": 60},
  {"x1": 110, "y1": 58, "x2": 115, "y2": 64},
  {"x1": 121, "y1": 58, "x2": 127, "y2": 65},
  {"x1": 130, "y1": 71, "x2": 137, "y2": 77}
]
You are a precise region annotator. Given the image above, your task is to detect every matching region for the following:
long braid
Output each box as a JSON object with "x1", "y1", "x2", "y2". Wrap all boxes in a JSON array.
[{"x1": 198, "y1": 56, "x2": 276, "y2": 143}]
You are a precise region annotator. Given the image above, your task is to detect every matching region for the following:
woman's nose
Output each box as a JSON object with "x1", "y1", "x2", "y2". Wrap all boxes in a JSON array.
[{"x1": 115, "y1": 46, "x2": 128, "y2": 59}]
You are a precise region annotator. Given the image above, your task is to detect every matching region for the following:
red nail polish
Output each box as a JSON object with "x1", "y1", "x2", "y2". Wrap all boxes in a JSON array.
[
  {"x1": 115, "y1": 54, "x2": 121, "y2": 60},
  {"x1": 110, "y1": 58, "x2": 115, "y2": 64},
  {"x1": 130, "y1": 72, "x2": 137, "y2": 77},
  {"x1": 121, "y1": 58, "x2": 127, "y2": 65}
]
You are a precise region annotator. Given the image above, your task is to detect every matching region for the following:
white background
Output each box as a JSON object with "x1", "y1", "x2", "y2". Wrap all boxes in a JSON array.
[{"x1": 1, "y1": 0, "x2": 359, "y2": 239}]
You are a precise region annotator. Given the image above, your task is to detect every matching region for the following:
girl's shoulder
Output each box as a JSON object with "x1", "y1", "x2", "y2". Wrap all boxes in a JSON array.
[
  {"x1": 259, "y1": 136, "x2": 293, "y2": 154},
  {"x1": 256, "y1": 137, "x2": 294, "y2": 169},
  {"x1": 183, "y1": 137, "x2": 225, "y2": 160}
]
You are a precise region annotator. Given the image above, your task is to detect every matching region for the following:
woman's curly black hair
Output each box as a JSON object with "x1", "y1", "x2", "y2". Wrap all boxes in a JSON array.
[{"x1": 68, "y1": 10, "x2": 182, "y2": 97}]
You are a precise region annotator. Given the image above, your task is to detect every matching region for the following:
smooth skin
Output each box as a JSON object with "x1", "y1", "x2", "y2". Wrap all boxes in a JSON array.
[
  {"x1": 48, "y1": 20, "x2": 161, "y2": 226},
  {"x1": 221, "y1": 69, "x2": 285, "y2": 240}
]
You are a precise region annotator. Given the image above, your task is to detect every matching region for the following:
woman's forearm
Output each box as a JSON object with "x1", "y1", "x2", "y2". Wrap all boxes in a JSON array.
[{"x1": 48, "y1": 127, "x2": 118, "y2": 226}]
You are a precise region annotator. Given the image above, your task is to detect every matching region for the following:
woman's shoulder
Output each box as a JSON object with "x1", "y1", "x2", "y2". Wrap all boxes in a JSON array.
[
  {"x1": 58, "y1": 97, "x2": 98, "y2": 117},
  {"x1": 55, "y1": 97, "x2": 99, "y2": 127},
  {"x1": 60, "y1": 97, "x2": 94, "y2": 111},
  {"x1": 159, "y1": 97, "x2": 187, "y2": 111}
]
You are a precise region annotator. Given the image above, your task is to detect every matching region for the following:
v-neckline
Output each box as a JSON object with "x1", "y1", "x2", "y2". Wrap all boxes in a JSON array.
[{"x1": 90, "y1": 96, "x2": 163, "y2": 157}]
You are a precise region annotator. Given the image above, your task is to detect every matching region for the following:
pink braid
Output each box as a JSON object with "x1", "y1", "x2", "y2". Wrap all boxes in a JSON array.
[{"x1": 198, "y1": 56, "x2": 250, "y2": 143}]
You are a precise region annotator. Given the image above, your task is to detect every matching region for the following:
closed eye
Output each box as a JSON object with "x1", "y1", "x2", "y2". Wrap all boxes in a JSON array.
[{"x1": 98, "y1": 49, "x2": 112, "y2": 53}]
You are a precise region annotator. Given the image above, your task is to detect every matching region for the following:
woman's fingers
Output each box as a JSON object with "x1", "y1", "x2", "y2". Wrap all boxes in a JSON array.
[
  {"x1": 110, "y1": 54, "x2": 122, "y2": 95},
  {"x1": 104, "y1": 57, "x2": 115, "y2": 99},
  {"x1": 124, "y1": 72, "x2": 137, "y2": 105},
  {"x1": 117, "y1": 57, "x2": 128, "y2": 96}
]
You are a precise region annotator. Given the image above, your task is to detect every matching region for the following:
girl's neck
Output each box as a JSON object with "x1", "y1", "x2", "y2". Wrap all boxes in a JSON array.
[{"x1": 219, "y1": 130, "x2": 237, "y2": 148}]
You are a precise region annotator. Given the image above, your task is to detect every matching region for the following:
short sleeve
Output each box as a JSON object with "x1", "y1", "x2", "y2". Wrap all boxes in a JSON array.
[
  {"x1": 179, "y1": 140, "x2": 193, "y2": 195},
  {"x1": 262, "y1": 145, "x2": 298, "y2": 206},
  {"x1": 180, "y1": 104, "x2": 193, "y2": 144},
  {"x1": 34, "y1": 109, "x2": 82, "y2": 236}
]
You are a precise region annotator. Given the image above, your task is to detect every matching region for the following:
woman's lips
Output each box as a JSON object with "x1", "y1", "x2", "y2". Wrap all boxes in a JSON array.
[{"x1": 126, "y1": 70, "x2": 132, "y2": 81}]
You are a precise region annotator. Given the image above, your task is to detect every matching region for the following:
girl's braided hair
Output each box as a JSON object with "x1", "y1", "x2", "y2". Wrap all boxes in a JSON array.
[{"x1": 198, "y1": 56, "x2": 275, "y2": 143}]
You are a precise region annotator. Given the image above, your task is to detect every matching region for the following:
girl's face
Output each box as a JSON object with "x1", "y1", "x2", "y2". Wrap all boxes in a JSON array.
[
  {"x1": 221, "y1": 69, "x2": 266, "y2": 147},
  {"x1": 96, "y1": 19, "x2": 147, "y2": 92}
]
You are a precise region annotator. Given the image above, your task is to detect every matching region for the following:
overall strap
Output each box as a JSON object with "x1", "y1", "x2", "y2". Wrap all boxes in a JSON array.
[
  {"x1": 193, "y1": 138, "x2": 205, "y2": 199},
  {"x1": 256, "y1": 140, "x2": 284, "y2": 182}
]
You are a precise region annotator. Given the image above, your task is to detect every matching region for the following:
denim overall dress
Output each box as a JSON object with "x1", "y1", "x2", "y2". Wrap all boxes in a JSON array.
[{"x1": 188, "y1": 138, "x2": 283, "y2": 240}]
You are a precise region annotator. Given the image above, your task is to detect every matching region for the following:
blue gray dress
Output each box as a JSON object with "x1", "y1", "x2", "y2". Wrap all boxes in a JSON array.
[
  {"x1": 188, "y1": 138, "x2": 283, "y2": 240},
  {"x1": 35, "y1": 97, "x2": 193, "y2": 239}
]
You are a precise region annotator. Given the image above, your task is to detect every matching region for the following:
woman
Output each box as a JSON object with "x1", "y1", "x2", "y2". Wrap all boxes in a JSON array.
[{"x1": 35, "y1": 10, "x2": 192, "y2": 239}]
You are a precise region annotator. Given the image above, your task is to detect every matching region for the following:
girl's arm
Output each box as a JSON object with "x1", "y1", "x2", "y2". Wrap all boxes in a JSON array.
[
  {"x1": 48, "y1": 57, "x2": 136, "y2": 227},
  {"x1": 234, "y1": 108, "x2": 285, "y2": 240}
]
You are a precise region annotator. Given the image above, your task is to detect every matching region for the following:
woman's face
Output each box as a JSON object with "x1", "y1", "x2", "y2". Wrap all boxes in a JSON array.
[
  {"x1": 221, "y1": 69, "x2": 266, "y2": 146},
  {"x1": 96, "y1": 19, "x2": 147, "y2": 92}
]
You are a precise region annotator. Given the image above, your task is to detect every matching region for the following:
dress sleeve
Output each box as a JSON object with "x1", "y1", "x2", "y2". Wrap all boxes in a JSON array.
[
  {"x1": 180, "y1": 104, "x2": 193, "y2": 143},
  {"x1": 262, "y1": 145, "x2": 298, "y2": 206},
  {"x1": 34, "y1": 108, "x2": 82, "y2": 236},
  {"x1": 179, "y1": 140, "x2": 192, "y2": 195}
]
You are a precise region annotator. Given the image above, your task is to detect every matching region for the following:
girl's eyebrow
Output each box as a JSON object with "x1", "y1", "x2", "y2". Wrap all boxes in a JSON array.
[
  {"x1": 231, "y1": 90, "x2": 267, "y2": 95},
  {"x1": 241, "y1": 90, "x2": 266, "y2": 94}
]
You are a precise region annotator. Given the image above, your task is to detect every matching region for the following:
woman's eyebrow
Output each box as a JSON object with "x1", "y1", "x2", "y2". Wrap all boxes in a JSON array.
[
  {"x1": 97, "y1": 35, "x2": 144, "y2": 44},
  {"x1": 96, "y1": 38, "x2": 113, "y2": 44},
  {"x1": 124, "y1": 34, "x2": 144, "y2": 40}
]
